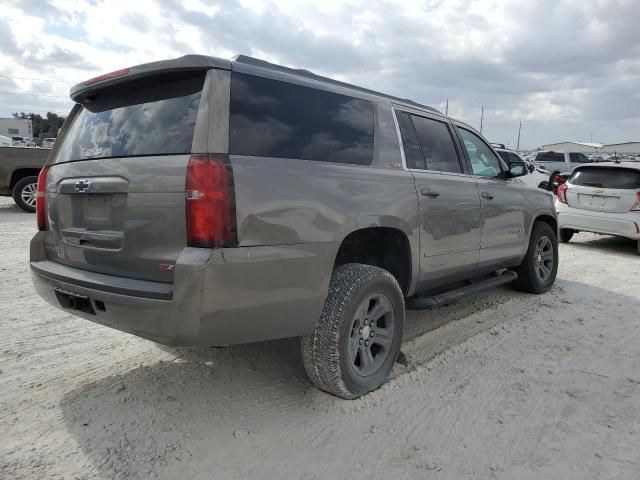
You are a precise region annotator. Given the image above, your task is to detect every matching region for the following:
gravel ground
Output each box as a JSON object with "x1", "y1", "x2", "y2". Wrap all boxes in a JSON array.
[{"x1": 1, "y1": 196, "x2": 639, "y2": 480}]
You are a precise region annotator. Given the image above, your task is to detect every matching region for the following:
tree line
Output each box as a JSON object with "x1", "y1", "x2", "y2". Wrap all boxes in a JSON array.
[{"x1": 12, "y1": 112, "x2": 66, "y2": 138}]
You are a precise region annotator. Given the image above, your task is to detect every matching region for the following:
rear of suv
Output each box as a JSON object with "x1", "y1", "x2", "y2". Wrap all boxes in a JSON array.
[
  {"x1": 534, "y1": 151, "x2": 593, "y2": 188},
  {"x1": 556, "y1": 162, "x2": 640, "y2": 253},
  {"x1": 31, "y1": 54, "x2": 558, "y2": 399}
]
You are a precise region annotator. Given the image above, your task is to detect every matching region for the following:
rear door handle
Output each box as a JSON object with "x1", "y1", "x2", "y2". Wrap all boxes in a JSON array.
[
  {"x1": 421, "y1": 188, "x2": 441, "y2": 198},
  {"x1": 481, "y1": 191, "x2": 495, "y2": 200}
]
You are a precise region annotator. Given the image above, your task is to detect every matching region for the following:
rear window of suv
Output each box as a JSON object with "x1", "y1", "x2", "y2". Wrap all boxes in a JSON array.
[
  {"x1": 570, "y1": 167, "x2": 640, "y2": 189},
  {"x1": 535, "y1": 152, "x2": 564, "y2": 162},
  {"x1": 54, "y1": 71, "x2": 205, "y2": 163},
  {"x1": 229, "y1": 73, "x2": 374, "y2": 165}
]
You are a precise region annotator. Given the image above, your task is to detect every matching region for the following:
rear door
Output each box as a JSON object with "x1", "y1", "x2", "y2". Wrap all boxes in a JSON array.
[
  {"x1": 566, "y1": 166, "x2": 640, "y2": 213},
  {"x1": 43, "y1": 70, "x2": 213, "y2": 283},
  {"x1": 534, "y1": 151, "x2": 566, "y2": 173},
  {"x1": 395, "y1": 110, "x2": 481, "y2": 281}
]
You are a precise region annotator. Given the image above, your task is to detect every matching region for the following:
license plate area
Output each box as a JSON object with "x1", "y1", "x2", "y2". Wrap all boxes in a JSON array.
[
  {"x1": 577, "y1": 194, "x2": 616, "y2": 209},
  {"x1": 54, "y1": 287, "x2": 96, "y2": 315}
]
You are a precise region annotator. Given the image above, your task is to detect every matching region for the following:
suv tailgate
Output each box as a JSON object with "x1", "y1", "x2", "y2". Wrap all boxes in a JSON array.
[{"x1": 42, "y1": 70, "x2": 209, "y2": 283}]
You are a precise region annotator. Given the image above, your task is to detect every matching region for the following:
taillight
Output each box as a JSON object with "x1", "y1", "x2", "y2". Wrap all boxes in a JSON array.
[
  {"x1": 557, "y1": 183, "x2": 568, "y2": 204},
  {"x1": 36, "y1": 166, "x2": 49, "y2": 231},
  {"x1": 84, "y1": 67, "x2": 129, "y2": 85},
  {"x1": 631, "y1": 192, "x2": 640, "y2": 212},
  {"x1": 185, "y1": 154, "x2": 236, "y2": 248}
]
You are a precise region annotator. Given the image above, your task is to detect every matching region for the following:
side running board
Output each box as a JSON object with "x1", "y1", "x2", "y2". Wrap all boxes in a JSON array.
[{"x1": 405, "y1": 270, "x2": 518, "y2": 311}]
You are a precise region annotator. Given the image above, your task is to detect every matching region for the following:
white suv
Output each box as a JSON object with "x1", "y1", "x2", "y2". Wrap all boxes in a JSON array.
[{"x1": 556, "y1": 162, "x2": 640, "y2": 254}]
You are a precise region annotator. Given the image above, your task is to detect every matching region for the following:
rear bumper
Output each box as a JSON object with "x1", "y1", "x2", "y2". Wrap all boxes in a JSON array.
[
  {"x1": 556, "y1": 202, "x2": 640, "y2": 240},
  {"x1": 30, "y1": 232, "x2": 336, "y2": 346}
]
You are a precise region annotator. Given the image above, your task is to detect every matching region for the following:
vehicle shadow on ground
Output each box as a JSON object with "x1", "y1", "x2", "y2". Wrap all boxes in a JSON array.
[
  {"x1": 57, "y1": 273, "x2": 635, "y2": 478},
  {"x1": 56, "y1": 282, "x2": 542, "y2": 479},
  {"x1": 569, "y1": 234, "x2": 638, "y2": 257}
]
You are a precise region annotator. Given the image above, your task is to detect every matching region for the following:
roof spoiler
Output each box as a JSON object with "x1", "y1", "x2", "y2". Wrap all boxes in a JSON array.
[{"x1": 70, "y1": 54, "x2": 231, "y2": 103}]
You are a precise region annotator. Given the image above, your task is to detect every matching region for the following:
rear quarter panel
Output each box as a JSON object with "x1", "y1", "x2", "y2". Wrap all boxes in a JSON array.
[{"x1": 0, "y1": 147, "x2": 50, "y2": 194}]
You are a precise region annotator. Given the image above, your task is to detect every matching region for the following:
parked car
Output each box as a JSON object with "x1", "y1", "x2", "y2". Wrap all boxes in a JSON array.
[
  {"x1": 41, "y1": 138, "x2": 56, "y2": 149},
  {"x1": 30, "y1": 54, "x2": 558, "y2": 399},
  {"x1": 495, "y1": 148, "x2": 550, "y2": 189},
  {"x1": 556, "y1": 162, "x2": 640, "y2": 254},
  {"x1": 0, "y1": 134, "x2": 12, "y2": 147},
  {"x1": 11, "y1": 136, "x2": 27, "y2": 146},
  {"x1": 533, "y1": 151, "x2": 593, "y2": 180},
  {"x1": 0, "y1": 146, "x2": 49, "y2": 211}
]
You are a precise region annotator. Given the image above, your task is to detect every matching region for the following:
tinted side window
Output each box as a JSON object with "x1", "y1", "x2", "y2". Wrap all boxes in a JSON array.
[
  {"x1": 570, "y1": 153, "x2": 590, "y2": 163},
  {"x1": 457, "y1": 128, "x2": 503, "y2": 178},
  {"x1": 410, "y1": 115, "x2": 461, "y2": 173},
  {"x1": 535, "y1": 152, "x2": 565, "y2": 162},
  {"x1": 496, "y1": 150, "x2": 509, "y2": 163},
  {"x1": 395, "y1": 111, "x2": 425, "y2": 169},
  {"x1": 229, "y1": 73, "x2": 374, "y2": 165}
]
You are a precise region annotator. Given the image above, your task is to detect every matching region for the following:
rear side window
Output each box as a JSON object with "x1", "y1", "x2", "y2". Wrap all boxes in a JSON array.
[
  {"x1": 570, "y1": 167, "x2": 640, "y2": 189},
  {"x1": 229, "y1": 73, "x2": 374, "y2": 165},
  {"x1": 54, "y1": 72, "x2": 205, "y2": 163},
  {"x1": 410, "y1": 115, "x2": 461, "y2": 173},
  {"x1": 535, "y1": 152, "x2": 564, "y2": 162},
  {"x1": 569, "y1": 152, "x2": 590, "y2": 163},
  {"x1": 395, "y1": 111, "x2": 425, "y2": 169}
]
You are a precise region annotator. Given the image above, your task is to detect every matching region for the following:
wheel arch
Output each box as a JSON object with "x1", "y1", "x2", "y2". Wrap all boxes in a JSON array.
[
  {"x1": 10, "y1": 168, "x2": 41, "y2": 190},
  {"x1": 333, "y1": 226, "x2": 414, "y2": 296}
]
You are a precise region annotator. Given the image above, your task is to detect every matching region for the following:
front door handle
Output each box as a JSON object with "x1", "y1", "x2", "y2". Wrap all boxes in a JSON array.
[
  {"x1": 421, "y1": 188, "x2": 441, "y2": 198},
  {"x1": 481, "y1": 191, "x2": 495, "y2": 200}
]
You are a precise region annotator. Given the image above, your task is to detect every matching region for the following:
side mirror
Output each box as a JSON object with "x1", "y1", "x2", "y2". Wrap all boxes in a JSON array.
[
  {"x1": 508, "y1": 160, "x2": 527, "y2": 178},
  {"x1": 528, "y1": 163, "x2": 535, "y2": 173}
]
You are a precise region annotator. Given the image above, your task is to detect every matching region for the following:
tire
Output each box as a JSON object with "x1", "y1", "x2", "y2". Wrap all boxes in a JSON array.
[
  {"x1": 512, "y1": 222, "x2": 558, "y2": 294},
  {"x1": 301, "y1": 263, "x2": 405, "y2": 399},
  {"x1": 637, "y1": 240, "x2": 640, "y2": 256},
  {"x1": 559, "y1": 228, "x2": 574, "y2": 243},
  {"x1": 12, "y1": 176, "x2": 38, "y2": 213}
]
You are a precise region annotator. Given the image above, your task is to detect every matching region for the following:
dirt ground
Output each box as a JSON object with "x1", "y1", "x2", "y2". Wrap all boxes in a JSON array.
[{"x1": 1, "y1": 196, "x2": 639, "y2": 480}]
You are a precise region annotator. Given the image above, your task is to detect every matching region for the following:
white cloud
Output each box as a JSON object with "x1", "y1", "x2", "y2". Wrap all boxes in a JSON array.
[{"x1": 0, "y1": 0, "x2": 639, "y2": 147}]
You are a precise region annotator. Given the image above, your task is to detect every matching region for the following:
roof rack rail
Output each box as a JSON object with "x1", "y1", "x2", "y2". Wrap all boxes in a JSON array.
[{"x1": 232, "y1": 54, "x2": 441, "y2": 115}]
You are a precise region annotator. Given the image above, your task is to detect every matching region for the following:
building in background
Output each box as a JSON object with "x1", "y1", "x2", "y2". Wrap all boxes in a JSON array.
[
  {"x1": 0, "y1": 118, "x2": 33, "y2": 138},
  {"x1": 602, "y1": 142, "x2": 640, "y2": 154},
  {"x1": 539, "y1": 141, "x2": 603, "y2": 153}
]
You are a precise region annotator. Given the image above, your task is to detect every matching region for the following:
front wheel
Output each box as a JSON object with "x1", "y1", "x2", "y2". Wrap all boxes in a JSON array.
[
  {"x1": 12, "y1": 176, "x2": 38, "y2": 212},
  {"x1": 512, "y1": 222, "x2": 558, "y2": 294},
  {"x1": 301, "y1": 263, "x2": 405, "y2": 399}
]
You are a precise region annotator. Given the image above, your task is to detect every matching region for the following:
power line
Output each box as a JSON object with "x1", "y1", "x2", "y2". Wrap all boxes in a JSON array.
[
  {"x1": 0, "y1": 74, "x2": 74, "y2": 86},
  {"x1": 2, "y1": 106, "x2": 71, "y2": 114},
  {"x1": 0, "y1": 91, "x2": 69, "y2": 99}
]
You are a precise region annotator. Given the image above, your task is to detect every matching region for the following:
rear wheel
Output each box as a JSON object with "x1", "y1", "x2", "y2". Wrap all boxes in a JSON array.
[
  {"x1": 559, "y1": 228, "x2": 574, "y2": 243},
  {"x1": 12, "y1": 176, "x2": 38, "y2": 212},
  {"x1": 513, "y1": 222, "x2": 558, "y2": 294},
  {"x1": 301, "y1": 263, "x2": 404, "y2": 399}
]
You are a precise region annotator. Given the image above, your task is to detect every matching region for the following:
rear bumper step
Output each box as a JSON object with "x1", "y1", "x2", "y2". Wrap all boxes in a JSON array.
[{"x1": 406, "y1": 271, "x2": 518, "y2": 310}]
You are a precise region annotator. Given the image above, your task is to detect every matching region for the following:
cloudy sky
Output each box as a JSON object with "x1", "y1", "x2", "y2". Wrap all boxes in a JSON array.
[{"x1": 1, "y1": 0, "x2": 638, "y2": 149}]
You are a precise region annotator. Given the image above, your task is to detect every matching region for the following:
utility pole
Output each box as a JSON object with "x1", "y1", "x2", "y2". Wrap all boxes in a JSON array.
[
  {"x1": 516, "y1": 121, "x2": 522, "y2": 151},
  {"x1": 445, "y1": 99, "x2": 448, "y2": 116},
  {"x1": 480, "y1": 105, "x2": 484, "y2": 133}
]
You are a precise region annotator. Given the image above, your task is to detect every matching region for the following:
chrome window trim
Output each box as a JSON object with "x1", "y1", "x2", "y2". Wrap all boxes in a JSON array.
[{"x1": 390, "y1": 106, "x2": 408, "y2": 171}]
